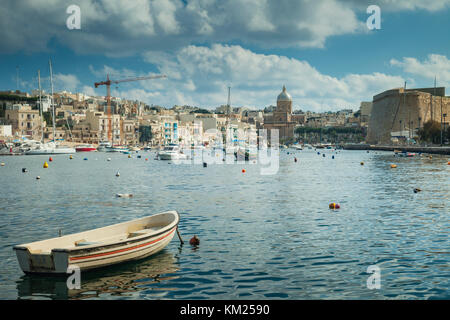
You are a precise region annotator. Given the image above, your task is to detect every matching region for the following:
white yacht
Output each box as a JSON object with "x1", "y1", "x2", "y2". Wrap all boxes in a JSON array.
[
  {"x1": 25, "y1": 141, "x2": 76, "y2": 155},
  {"x1": 157, "y1": 144, "x2": 188, "y2": 160},
  {"x1": 97, "y1": 141, "x2": 112, "y2": 152},
  {"x1": 236, "y1": 145, "x2": 257, "y2": 160},
  {"x1": 105, "y1": 145, "x2": 129, "y2": 153}
]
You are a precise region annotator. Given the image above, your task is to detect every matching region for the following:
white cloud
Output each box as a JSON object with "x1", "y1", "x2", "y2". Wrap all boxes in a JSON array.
[
  {"x1": 3, "y1": 0, "x2": 447, "y2": 55},
  {"x1": 53, "y1": 73, "x2": 80, "y2": 92},
  {"x1": 133, "y1": 44, "x2": 406, "y2": 110},
  {"x1": 151, "y1": 0, "x2": 181, "y2": 34},
  {"x1": 390, "y1": 54, "x2": 450, "y2": 84},
  {"x1": 81, "y1": 85, "x2": 97, "y2": 97}
]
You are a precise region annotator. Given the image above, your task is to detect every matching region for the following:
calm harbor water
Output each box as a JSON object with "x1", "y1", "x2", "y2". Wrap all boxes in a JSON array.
[{"x1": 0, "y1": 149, "x2": 448, "y2": 300}]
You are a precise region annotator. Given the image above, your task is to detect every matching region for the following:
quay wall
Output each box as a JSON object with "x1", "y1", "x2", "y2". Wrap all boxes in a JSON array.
[{"x1": 343, "y1": 144, "x2": 450, "y2": 155}]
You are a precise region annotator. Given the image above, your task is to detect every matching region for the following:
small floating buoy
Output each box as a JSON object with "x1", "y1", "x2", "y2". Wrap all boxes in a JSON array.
[
  {"x1": 332, "y1": 155, "x2": 335, "y2": 159},
  {"x1": 322, "y1": 154, "x2": 325, "y2": 157},
  {"x1": 329, "y1": 203, "x2": 340, "y2": 209},
  {"x1": 189, "y1": 235, "x2": 200, "y2": 246},
  {"x1": 360, "y1": 162, "x2": 364, "y2": 165},
  {"x1": 242, "y1": 169, "x2": 246, "y2": 173},
  {"x1": 43, "y1": 161, "x2": 48, "y2": 168},
  {"x1": 203, "y1": 162, "x2": 207, "y2": 167},
  {"x1": 116, "y1": 193, "x2": 133, "y2": 198},
  {"x1": 36, "y1": 176, "x2": 40, "y2": 180},
  {"x1": 413, "y1": 188, "x2": 421, "y2": 193},
  {"x1": 128, "y1": 154, "x2": 131, "y2": 158},
  {"x1": 145, "y1": 158, "x2": 148, "y2": 161},
  {"x1": 22, "y1": 168, "x2": 28, "y2": 173},
  {"x1": 107, "y1": 158, "x2": 111, "y2": 161},
  {"x1": 0, "y1": 162, "x2": 4, "y2": 166},
  {"x1": 447, "y1": 161, "x2": 450, "y2": 165},
  {"x1": 390, "y1": 164, "x2": 397, "y2": 168},
  {"x1": 49, "y1": 157, "x2": 53, "y2": 162},
  {"x1": 83, "y1": 157, "x2": 88, "y2": 161},
  {"x1": 69, "y1": 155, "x2": 73, "y2": 159},
  {"x1": 116, "y1": 171, "x2": 120, "y2": 177},
  {"x1": 294, "y1": 157, "x2": 297, "y2": 162},
  {"x1": 137, "y1": 155, "x2": 142, "y2": 159},
  {"x1": 317, "y1": 152, "x2": 320, "y2": 155}
]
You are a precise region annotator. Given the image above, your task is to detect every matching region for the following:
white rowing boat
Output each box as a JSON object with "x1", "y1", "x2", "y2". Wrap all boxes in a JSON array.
[{"x1": 13, "y1": 211, "x2": 180, "y2": 274}]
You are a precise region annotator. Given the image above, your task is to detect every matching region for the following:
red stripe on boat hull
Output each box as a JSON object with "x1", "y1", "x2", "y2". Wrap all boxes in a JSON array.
[{"x1": 69, "y1": 227, "x2": 176, "y2": 262}]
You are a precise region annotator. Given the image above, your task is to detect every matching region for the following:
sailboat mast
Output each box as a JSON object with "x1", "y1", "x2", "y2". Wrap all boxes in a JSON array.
[
  {"x1": 226, "y1": 86, "x2": 231, "y2": 144},
  {"x1": 38, "y1": 70, "x2": 44, "y2": 142},
  {"x1": 49, "y1": 59, "x2": 56, "y2": 142}
]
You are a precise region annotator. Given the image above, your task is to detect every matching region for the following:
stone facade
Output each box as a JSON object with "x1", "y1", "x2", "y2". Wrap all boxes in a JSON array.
[
  {"x1": 4, "y1": 105, "x2": 42, "y2": 140},
  {"x1": 263, "y1": 86, "x2": 296, "y2": 141},
  {"x1": 367, "y1": 87, "x2": 450, "y2": 144}
]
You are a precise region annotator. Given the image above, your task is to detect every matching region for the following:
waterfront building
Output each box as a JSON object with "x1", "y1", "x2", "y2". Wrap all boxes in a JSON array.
[
  {"x1": 367, "y1": 87, "x2": 450, "y2": 144},
  {"x1": 4, "y1": 105, "x2": 41, "y2": 140},
  {"x1": 120, "y1": 118, "x2": 139, "y2": 145},
  {"x1": 0, "y1": 125, "x2": 12, "y2": 138},
  {"x1": 162, "y1": 117, "x2": 179, "y2": 144},
  {"x1": 71, "y1": 122, "x2": 99, "y2": 144},
  {"x1": 263, "y1": 86, "x2": 296, "y2": 142}
]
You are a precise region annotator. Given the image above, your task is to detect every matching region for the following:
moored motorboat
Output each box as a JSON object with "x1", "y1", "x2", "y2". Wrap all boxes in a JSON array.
[
  {"x1": 105, "y1": 145, "x2": 129, "y2": 153},
  {"x1": 75, "y1": 144, "x2": 97, "y2": 152},
  {"x1": 157, "y1": 144, "x2": 188, "y2": 160},
  {"x1": 13, "y1": 211, "x2": 180, "y2": 274},
  {"x1": 236, "y1": 146, "x2": 257, "y2": 160},
  {"x1": 97, "y1": 141, "x2": 112, "y2": 152}
]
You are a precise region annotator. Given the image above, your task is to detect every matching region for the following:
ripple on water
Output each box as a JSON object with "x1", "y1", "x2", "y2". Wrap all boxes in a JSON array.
[{"x1": 1, "y1": 151, "x2": 449, "y2": 299}]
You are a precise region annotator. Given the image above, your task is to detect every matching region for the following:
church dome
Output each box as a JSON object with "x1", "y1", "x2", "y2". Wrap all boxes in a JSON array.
[{"x1": 277, "y1": 85, "x2": 292, "y2": 102}]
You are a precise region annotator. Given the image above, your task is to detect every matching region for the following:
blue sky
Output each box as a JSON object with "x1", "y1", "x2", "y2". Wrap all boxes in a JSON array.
[{"x1": 0, "y1": 0, "x2": 449, "y2": 112}]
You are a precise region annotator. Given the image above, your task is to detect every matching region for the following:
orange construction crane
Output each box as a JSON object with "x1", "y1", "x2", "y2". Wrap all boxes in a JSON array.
[{"x1": 94, "y1": 74, "x2": 167, "y2": 143}]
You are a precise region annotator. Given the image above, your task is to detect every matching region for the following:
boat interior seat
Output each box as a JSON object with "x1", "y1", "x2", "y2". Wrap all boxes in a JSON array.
[
  {"x1": 74, "y1": 239, "x2": 101, "y2": 247},
  {"x1": 127, "y1": 227, "x2": 160, "y2": 238}
]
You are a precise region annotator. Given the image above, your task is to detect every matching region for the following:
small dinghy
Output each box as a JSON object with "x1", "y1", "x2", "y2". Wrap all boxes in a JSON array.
[{"x1": 13, "y1": 211, "x2": 180, "y2": 274}]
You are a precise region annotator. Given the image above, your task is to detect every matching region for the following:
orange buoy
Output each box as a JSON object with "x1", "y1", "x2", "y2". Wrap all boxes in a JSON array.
[
  {"x1": 447, "y1": 161, "x2": 450, "y2": 165},
  {"x1": 242, "y1": 169, "x2": 246, "y2": 173},
  {"x1": 390, "y1": 164, "x2": 397, "y2": 168},
  {"x1": 145, "y1": 158, "x2": 148, "y2": 161},
  {"x1": 49, "y1": 157, "x2": 53, "y2": 162},
  {"x1": 329, "y1": 203, "x2": 340, "y2": 209},
  {"x1": 43, "y1": 161, "x2": 48, "y2": 168},
  {"x1": 189, "y1": 235, "x2": 200, "y2": 246}
]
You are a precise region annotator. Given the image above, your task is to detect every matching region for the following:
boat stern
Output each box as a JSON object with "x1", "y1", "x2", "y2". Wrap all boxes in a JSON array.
[{"x1": 13, "y1": 246, "x2": 69, "y2": 274}]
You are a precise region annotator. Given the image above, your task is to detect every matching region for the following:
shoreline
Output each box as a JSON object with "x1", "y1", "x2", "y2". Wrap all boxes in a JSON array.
[{"x1": 342, "y1": 144, "x2": 450, "y2": 155}]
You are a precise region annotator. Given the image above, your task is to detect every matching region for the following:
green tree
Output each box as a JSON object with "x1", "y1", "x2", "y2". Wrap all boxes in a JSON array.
[{"x1": 417, "y1": 120, "x2": 441, "y2": 144}]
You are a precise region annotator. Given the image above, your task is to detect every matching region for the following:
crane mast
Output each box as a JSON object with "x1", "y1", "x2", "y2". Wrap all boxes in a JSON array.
[{"x1": 94, "y1": 74, "x2": 167, "y2": 143}]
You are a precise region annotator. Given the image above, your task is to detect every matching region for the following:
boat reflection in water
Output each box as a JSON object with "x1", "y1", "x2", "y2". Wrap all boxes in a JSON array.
[{"x1": 16, "y1": 250, "x2": 179, "y2": 300}]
